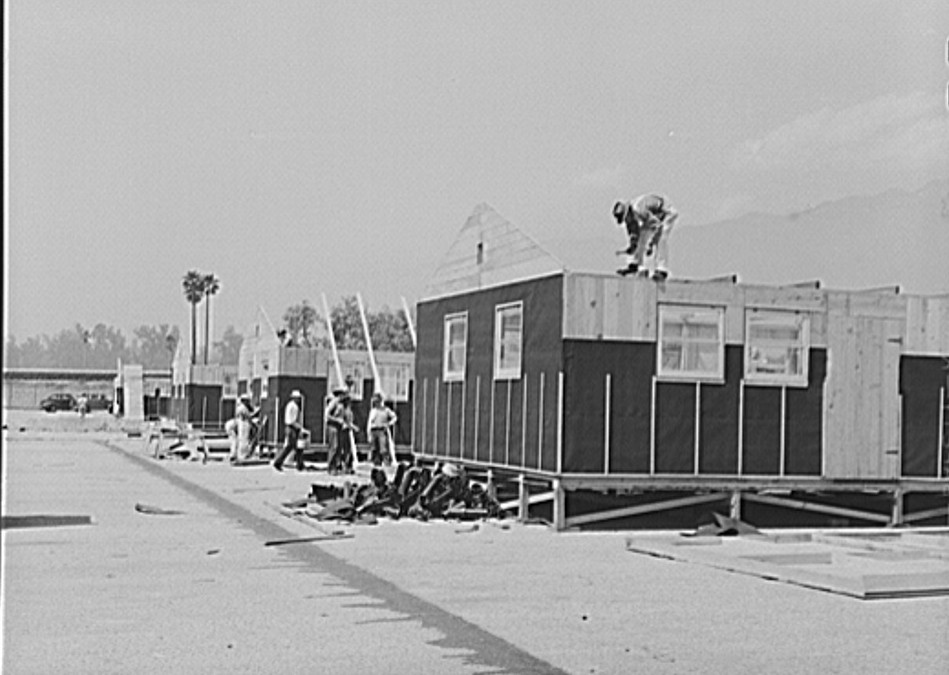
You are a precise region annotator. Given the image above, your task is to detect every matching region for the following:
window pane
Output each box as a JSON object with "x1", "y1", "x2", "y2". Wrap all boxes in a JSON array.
[
  {"x1": 683, "y1": 322, "x2": 719, "y2": 340},
  {"x1": 687, "y1": 343, "x2": 719, "y2": 373},
  {"x1": 662, "y1": 343, "x2": 683, "y2": 370},
  {"x1": 495, "y1": 304, "x2": 523, "y2": 378}
]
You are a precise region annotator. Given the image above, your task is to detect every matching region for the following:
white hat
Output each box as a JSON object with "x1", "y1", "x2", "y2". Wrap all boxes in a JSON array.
[{"x1": 290, "y1": 390, "x2": 302, "y2": 398}]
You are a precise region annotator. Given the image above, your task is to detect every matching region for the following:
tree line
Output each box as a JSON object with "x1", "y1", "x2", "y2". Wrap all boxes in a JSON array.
[{"x1": 5, "y1": 290, "x2": 413, "y2": 370}]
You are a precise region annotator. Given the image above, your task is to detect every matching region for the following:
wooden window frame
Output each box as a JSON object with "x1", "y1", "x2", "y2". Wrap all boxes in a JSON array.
[
  {"x1": 494, "y1": 301, "x2": 524, "y2": 381},
  {"x1": 657, "y1": 304, "x2": 725, "y2": 383},
  {"x1": 443, "y1": 312, "x2": 468, "y2": 382},
  {"x1": 744, "y1": 309, "x2": 810, "y2": 388}
]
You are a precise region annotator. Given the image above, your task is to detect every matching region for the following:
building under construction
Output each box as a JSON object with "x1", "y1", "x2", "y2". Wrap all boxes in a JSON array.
[
  {"x1": 412, "y1": 204, "x2": 949, "y2": 530},
  {"x1": 236, "y1": 307, "x2": 415, "y2": 451}
]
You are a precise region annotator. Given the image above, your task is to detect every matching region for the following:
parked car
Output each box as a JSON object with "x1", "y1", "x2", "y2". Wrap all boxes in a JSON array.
[
  {"x1": 40, "y1": 393, "x2": 77, "y2": 413},
  {"x1": 86, "y1": 394, "x2": 113, "y2": 412}
]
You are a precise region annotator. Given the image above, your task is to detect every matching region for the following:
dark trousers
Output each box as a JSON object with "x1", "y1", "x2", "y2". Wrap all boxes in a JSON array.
[
  {"x1": 273, "y1": 425, "x2": 303, "y2": 470},
  {"x1": 369, "y1": 428, "x2": 391, "y2": 466}
]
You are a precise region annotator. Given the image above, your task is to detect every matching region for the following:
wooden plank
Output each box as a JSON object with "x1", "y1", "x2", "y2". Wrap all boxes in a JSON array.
[
  {"x1": 881, "y1": 318, "x2": 904, "y2": 478},
  {"x1": 905, "y1": 295, "x2": 949, "y2": 355},
  {"x1": 743, "y1": 493, "x2": 891, "y2": 524},
  {"x1": 565, "y1": 493, "x2": 724, "y2": 528}
]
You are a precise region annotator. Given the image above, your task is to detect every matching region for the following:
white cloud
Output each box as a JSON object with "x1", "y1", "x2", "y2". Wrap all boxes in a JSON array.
[{"x1": 732, "y1": 91, "x2": 949, "y2": 175}]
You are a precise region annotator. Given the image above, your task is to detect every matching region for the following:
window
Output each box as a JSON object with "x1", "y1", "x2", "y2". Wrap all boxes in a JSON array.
[
  {"x1": 658, "y1": 305, "x2": 725, "y2": 381},
  {"x1": 443, "y1": 312, "x2": 468, "y2": 382},
  {"x1": 494, "y1": 302, "x2": 523, "y2": 380},
  {"x1": 378, "y1": 362, "x2": 412, "y2": 401},
  {"x1": 745, "y1": 310, "x2": 809, "y2": 385}
]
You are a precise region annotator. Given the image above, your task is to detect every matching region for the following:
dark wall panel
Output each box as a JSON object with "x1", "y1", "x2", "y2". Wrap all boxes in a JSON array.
[
  {"x1": 698, "y1": 347, "x2": 742, "y2": 474},
  {"x1": 785, "y1": 349, "x2": 826, "y2": 476},
  {"x1": 900, "y1": 355, "x2": 946, "y2": 477},
  {"x1": 415, "y1": 275, "x2": 563, "y2": 465},
  {"x1": 743, "y1": 387, "x2": 781, "y2": 475},
  {"x1": 655, "y1": 382, "x2": 695, "y2": 473},
  {"x1": 562, "y1": 340, "x2": 654, "y2": 474}
]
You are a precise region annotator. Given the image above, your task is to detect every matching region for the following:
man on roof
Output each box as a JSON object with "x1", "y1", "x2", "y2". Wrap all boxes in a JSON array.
[{"x1": 612, "y1": 193, "x2": 679, "y2": 280}]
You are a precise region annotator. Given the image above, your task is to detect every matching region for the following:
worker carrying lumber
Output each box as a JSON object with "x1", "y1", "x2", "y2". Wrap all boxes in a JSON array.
[
  {"x1": 612, "y1": 193, "x2": 679, "y2": 280},
  {"x1": 366, "y1": 391, "x2": 398, "y2": 467}
]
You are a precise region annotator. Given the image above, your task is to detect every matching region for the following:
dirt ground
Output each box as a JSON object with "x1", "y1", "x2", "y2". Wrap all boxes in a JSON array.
[{"x1": 3, "y1": 409, "x2": 948, "y2": 674}]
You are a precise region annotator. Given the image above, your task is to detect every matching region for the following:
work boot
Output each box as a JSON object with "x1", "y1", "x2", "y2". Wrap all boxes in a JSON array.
[
  {"x1": 617, "y1": 263, "x2": 639, "y2": 277},
  {"x1": 652, "y1": 269, "x2": 669, "y2": 281}
]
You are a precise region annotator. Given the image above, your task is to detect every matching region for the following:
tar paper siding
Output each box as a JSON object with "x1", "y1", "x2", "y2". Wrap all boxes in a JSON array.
[
  {"x1": 900, "y1": 355, "x2": 947, "y2": 478},
  {"x1": 415, "y1": 275, "x2": 564, "y2": 471}
]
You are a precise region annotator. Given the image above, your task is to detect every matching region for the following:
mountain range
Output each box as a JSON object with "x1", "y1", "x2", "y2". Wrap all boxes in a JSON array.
[{"x1": 537, "y1": 179, "x2": 949, "y2": 296}]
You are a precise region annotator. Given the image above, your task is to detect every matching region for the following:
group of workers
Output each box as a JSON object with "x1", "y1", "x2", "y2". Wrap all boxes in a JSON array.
[{"x1": 225, "y1": 384, "x2": 399, "y2": 474}]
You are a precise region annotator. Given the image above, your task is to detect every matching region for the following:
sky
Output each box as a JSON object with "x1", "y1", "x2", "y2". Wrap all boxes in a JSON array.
[{"x1": 5, "y1": 0, "x2": 949, "y2": 344}]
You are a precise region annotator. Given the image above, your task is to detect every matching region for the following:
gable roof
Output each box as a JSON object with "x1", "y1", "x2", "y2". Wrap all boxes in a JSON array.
[{"x1": 422, "y1": 203, "x2": 567, "y2": 300}]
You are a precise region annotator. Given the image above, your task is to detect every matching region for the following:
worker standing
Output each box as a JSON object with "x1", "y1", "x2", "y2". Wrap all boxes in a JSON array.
[
  {"x1": 273, "y1": 390, "x2": 305, "y2": 472},
  {"x1": 613, "y1": 193, "x2": 679, "y2": 280},
  {"x1": 366, "y1": 392, "x2": 398, "y2": 467}
]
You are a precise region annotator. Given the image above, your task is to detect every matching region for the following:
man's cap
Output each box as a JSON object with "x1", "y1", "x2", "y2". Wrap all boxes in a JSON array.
[
  {"x1": 612, "y1": 201, "x2": 627, "y2": 222},
  {"x1": 290, "y1": 390, "x2": 302, "y2": 398}
]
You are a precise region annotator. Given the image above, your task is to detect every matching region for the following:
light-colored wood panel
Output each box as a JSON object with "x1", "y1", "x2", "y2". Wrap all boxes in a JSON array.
[
  {"x1": 905, "y1": 295, "x2": 949, "y2": 355},
  {"x1": 826, "y1": 290, "x2": 906, "y2": 320},
  {"x1": 743, "y1": 285, "x2": 826, "y2": 311},
  {"x1": 881, "y1": 318, "x2": 904, "y2": 478}
]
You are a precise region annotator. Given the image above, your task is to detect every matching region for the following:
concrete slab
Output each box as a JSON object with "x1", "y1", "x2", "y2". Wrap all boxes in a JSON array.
[{"x1": 4, "y1": 417, "x2": 949, "y2": 674}]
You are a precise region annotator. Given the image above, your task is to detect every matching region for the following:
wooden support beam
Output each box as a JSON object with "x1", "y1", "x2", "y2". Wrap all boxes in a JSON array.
[
  {"x1": 552, "y1": 479, "x2": 566, "y2": 531},
  {"x1": 890, "y1": 488, "x2": 904, "y2": 527},
  {"x1": 743, "y1": 493, "x2": 891, "y2": 524},
  {"x1": 518, "y1": 474, "x2": 529, "y2": 522},
  {"x1": 499, "y1": 491, "x2": 554, "y2": 512},
  {"x1": 564, "y1": 492, "x2": 725, "y2": 528},
  {"x1": 729, "y1": 490, "x2": 742, "y2": 520},
  {"x1": 901, "y1": 505, "x2": 949, "y2": 524}
]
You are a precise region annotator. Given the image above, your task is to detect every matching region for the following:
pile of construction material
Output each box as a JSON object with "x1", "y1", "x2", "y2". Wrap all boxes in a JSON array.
[{"x1": 284, "y1": 462, "x2": 505, "y2": 525}]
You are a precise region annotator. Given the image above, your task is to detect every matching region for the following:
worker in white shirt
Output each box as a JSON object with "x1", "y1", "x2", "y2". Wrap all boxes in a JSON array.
[
  {"x1": 613, "y1": 193, "x2": 679, "y2": 280},
  {"x1": 273, "y1": 390, "x2": 305, "y2": 472},
  {"x1": 366, "y1": 391, "x2": 398, "y2": 467}
]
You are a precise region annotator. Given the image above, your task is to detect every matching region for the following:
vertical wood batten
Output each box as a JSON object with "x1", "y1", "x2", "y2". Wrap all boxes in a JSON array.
[
  {"x1": 604, "y1": 374, "x2": 612, "y2": 475},
  {"x1": 556, "y1": 371, "x2": 564, "y2": 474},
  {"x1": 537, "y1": 371, "x2": 545, "y2": 471}
]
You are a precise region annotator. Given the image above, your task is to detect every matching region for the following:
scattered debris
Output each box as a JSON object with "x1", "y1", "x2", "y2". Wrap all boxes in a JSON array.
[
  {"x1": 282, "y1": 462, "x2": 506, "y2": 526},
  {"x1": 264, "y1": 534, "x2": 355, "y2": 547},
  {"x1": 1, "y1": 514, "x2": 94, "y2": 530},
  {"x1": 683, "y1": 513, "x2": 761, "y2": 537},
  {"x1": 134, "y1": 503, "x2": 185, "y2": 516},
  {"x1": 206, "y1": 549, "x2": 221, "y2": 556}
]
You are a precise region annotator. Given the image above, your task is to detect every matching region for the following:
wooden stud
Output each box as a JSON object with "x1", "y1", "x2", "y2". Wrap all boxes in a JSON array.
[
  {"x1": 694, "y1": 382, "x2": 701, "y2": 475},
  {"x1": 890, "y1": 488, "x2": 904, "y2": 527},
  {"x1": 460, "y1": 377, "x2": 466, "y2": 459},
  {"x1": 446, "y1": 380, "x2": 452, "y2": 457},
  {"x1": 505, "y1": 380, "x2": 512, "y2": 466},
  {"x1": 518, "y1": 474, "x2": 529, "y2": 522},
  {"x1": 939, "y1": 387, "x2": 946, "y2": 480},
  {"x1": 738, "y1": 380, "x2": 745, "y2": 476},
  {"x1": 537, "y1": 372, "x2": 545, "y2": 471},
  {"x1": 604, "y1": 374, "x2": 612, "y2": 475},
  {"x1": 474, "y1": 376, "x2": 481, "y2": 463},
  {"x1": 779, "y1": 385, "x2": 787, "y2": 477},
  {"x1": 556, "y1": 371, "x2": 564, "y2": 475},
  {"x1": 649, "y1": 375, "x2": 657, "y2": 475},
  {"x1": 521, "y1": 376, "x2": 528, "y2": 468},
  {"x1": 552, "y1": 478, "x2": 566, "y2": 531},
  {"x1": 729, "y1": 490, "x2": 742, "y2": 520},
  {"x1": 489, "y1": 378, "x2": 496, "y2": 465},
  {"x1": 433, "y1": 378, "x2": 439, "y2": 456}
]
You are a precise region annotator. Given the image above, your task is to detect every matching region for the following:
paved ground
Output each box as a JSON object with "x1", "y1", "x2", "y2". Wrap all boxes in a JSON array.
[{"x1": 3, "y1": 413, "x2": 948, "y2": 674}]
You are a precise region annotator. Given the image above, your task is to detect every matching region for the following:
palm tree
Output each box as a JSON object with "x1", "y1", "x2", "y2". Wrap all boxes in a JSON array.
[
  {"x1": 202, "y1": 273, "x2": 220, "y2": 365},
  {"x1": 182, "y1": 270, "x2": 205, "y2": 366}
]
